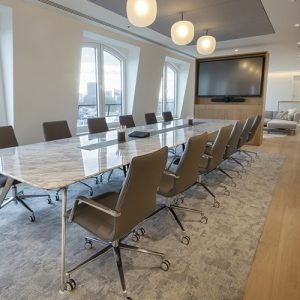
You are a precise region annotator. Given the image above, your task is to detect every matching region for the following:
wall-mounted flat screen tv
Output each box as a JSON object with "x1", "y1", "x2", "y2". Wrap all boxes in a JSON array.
[{"x1": 197, "y1": 56, "x2": 264, "y2": 97}]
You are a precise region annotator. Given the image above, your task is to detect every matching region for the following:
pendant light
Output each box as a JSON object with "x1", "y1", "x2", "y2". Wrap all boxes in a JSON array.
[
  {"x1": 171, "y1": 12, "x2": 194, "y2": 45},
  {"x1": 126, "y1": 0, "x2": 157, "y2": 27},
  {"x1": 197, "y1": 30, "x2": 216, "y2": 55}
]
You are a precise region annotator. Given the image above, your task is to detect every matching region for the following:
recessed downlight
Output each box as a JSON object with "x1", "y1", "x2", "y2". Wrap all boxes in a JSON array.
[
  {"x1": 295, "y1": 23, "x2": 300, "y2": 27},
  {"x1": 234, "y1": 49, "x2": 239, "y2": 52}
]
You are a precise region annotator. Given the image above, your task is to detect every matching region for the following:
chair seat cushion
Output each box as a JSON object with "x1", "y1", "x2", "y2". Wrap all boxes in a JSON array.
[
  {"x1": 158, "y1": 173, "x2": 175, "y2": 197},
  {"x1": 267, "y1": 119, "x2": 297, "y2": 129},
  {"x1": 70, "y1": 192, "x2": 119, "y2": 241},
  {"x1": 204, "y1": 143, "x2": 213, "y2": 155},
  {"x1": 199, "y1": 156, "x2": 209, "y2": 173}
]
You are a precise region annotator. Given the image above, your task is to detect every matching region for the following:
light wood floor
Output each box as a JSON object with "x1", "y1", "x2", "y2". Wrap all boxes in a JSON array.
[{"x1": 243, "y1": 131, "x2": 300, "y2": 300}]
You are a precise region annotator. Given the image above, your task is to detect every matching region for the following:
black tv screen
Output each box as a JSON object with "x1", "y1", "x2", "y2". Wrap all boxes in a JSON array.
[{"x1": 197, "y1": 56, "x2": 264, "y2": 97}]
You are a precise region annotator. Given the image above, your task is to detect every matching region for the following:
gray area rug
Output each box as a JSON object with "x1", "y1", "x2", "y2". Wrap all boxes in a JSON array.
[{"x1": 0, "y1": 151, "x2": 284, "y2": 300}]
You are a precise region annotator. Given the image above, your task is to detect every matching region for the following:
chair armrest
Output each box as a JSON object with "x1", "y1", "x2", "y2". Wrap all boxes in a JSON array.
[
  {"x1": 69, "y1": 195, "x2": 121, "y2": 222},
  {"x1": 163, "y1": 170, "x2": 180, "y2": 179}
]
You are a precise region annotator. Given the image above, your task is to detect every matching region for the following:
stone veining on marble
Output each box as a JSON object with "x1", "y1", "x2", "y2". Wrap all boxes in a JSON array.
[{"x1": 0, "y1": 119, "x2": 235, "y2": 190}]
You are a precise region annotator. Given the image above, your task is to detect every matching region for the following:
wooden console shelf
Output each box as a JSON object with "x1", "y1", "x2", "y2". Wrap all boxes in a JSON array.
[{"x1": 195, "y1": 103, "x2": 263, "y2": 145}]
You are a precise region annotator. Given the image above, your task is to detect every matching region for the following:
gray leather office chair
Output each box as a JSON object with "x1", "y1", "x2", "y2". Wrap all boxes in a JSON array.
[
  {"x1": 242, "y1": 115, "x2": 262, "y2": 158},
  {"x1": 236, "y1": 116, "x2": 256, "y2": 163},
  {"x1": 145, "y1": 113, "x2": 158, "y2": 125},
  {"x1": 119, "y1": 115, "x2": 135, "y2": 128},
  {"x1": 0, "y1": 126, "x2": 51, "y2": 222},
  {"x1": 162, "y1": 111, "x2": 173, "y2": 122},
  {"x1": 87, "y1": 117, "x2": 109, "y2": 134},
  {"x1": 43, "y1": 120, "x2": 72, "y2": 141},
  {"x1": 148, "y1": 133, "x2": 209, "y2": 245},
  {"x1": 198, "y1": 125, "x2": 233, "y2": 208},
  {"x1": 42, "y1": 120, "x2": 94, "y2": 199},
  {"x1": 223, "y1": 120, "x2": 246, "y2": 172},
  {"x1": 237, "y1": 117, "x2": 255, "y2": 149},
  {"x1": 66, "y1": 147, "x2": 169, "y2": 299}
]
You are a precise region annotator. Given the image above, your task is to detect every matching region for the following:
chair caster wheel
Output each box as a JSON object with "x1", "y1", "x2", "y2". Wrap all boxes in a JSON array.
[
  {"x1": 137, "y1": 227, "x2": 145, "y2": 236},
  {"x1": 132, "y1": 233, "x2": 140, "y2": 242},
  {"x1": 95, "y1": 178, "x2": 99, "y2": 184},
  {"x1": 65, "y1": 279, "x2": 76, "y2": 291},
  {"x1": 173, "y1": 198, "x2": 179, "y2": 205},
  {"x1": 200, "y1": 216, "x2": 208, "y2": 224},
  {"x1": 89, "y1": 190, "x2": 93, "y2": 196},
  {"x1": 55, "y1": 194, "x2": 60, "y2": 201},
  {"x1": 47, "y1": 197, "x2": 52, "y2": 204},
  {"x1": 213, "y1": 201, "x2": 220, "y2": 208},
  {"x1": 126, "y1": 297, "x2": 132, "y2": 300},
  {"x1": 84, "y1": 240, "x2": 93, "y2": 249},
  {"x1": 30, "y1": 215, "x2": 35, "y2": 222},
  {"x1": 224, "y1": 190, "x2": 230, "y2": 196},
  {"x1": 181, "y1": 235, "x2": 190, "y2": 245},
  {"x1": 160, "y1": 259, "x2": 170, "y2": 271}
]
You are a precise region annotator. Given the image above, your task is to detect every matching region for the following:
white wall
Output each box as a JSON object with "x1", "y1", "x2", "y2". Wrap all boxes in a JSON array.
[
  {"x1": 0, "y1": 0, "x2": 195, "y2": 144},
  {"x1": 265, "y1": 72, "x2": 300, "y2": 110},
  {"x1": 0, "y1": 5, "x2": 13, "y2": 126}
]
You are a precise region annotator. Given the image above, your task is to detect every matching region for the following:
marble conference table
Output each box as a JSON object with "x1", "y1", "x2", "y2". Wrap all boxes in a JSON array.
[{"x1": 0, "y1": 118, "x2": 236, "y2": 293}]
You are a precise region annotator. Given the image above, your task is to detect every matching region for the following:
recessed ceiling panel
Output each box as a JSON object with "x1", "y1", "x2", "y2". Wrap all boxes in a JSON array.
[{"x1": 88, "y1": 0, "x2": 275, "y2": 44}]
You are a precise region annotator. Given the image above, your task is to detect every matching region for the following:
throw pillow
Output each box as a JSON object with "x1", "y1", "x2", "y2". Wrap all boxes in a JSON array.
[
  {"x1": 288, "y1": 108, "x2": 297, "y2": 121},
  {"x1": 275, "y1": 111, "x2": 288, "y2": 120}
]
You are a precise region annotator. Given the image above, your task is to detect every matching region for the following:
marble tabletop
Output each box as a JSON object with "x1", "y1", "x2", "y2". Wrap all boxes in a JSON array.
[{"x1": 0, "y1": 119, "x2": 235, "y2": 190}]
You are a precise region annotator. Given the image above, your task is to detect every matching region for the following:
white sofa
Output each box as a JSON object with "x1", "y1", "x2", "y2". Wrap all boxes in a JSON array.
[{"x1": 264, "y1": 110, "x2": 300, "y2": 135}]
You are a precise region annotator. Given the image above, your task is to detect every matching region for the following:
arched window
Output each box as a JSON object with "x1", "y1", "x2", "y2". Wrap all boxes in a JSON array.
[
  {"x1": 77, "y1": 44, "x2": 125, "y2": 131},
  {"x1": 157, "y1": 63, "x2": 178, "y2": 117}
]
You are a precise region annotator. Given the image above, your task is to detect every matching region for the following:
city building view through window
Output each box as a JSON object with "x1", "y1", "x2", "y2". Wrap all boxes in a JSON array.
[
  {"x1": 157, "y1": 63, "x2": 177, "y2": 116},
  {"x1": 77, "y1": 45, "x2": 123, "y2": 130}
]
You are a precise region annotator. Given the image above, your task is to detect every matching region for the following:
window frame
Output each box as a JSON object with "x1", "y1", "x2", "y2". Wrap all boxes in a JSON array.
[
  {"x1": 77, "y1": 43, "x2": 126, "y2": 133},
  {"x1": 157, "y1": 62, "x2": 178, "y2": 117}
]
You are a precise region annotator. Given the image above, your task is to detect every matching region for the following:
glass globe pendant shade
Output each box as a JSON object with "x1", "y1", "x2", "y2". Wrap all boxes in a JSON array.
[
  {"x1": 126, "y1": 0, "x2": 157, "y2": 27},
  {"x1": 196, "y1": 35, "x2": 216, "y2": 55},
  {"x1": 171, "y1": 20, "x2": 194, "y2": 45}
]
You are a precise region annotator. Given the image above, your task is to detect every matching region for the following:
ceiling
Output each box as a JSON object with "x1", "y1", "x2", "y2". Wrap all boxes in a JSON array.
[
  {"x1": 34, "y1": 0, "x2": 300, "y2": 71},
  {"x1": 88, "y1": 0, "x2": 275, "y2": 44}
]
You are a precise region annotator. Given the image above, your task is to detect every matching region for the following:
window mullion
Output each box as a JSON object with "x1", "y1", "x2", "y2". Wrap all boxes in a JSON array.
[
  {"x1": 163, "y1": 65, "x2": 167, "y2": 112},
  {"x1": 98, "y1": 45, "x2": 104, "y2": 117}
]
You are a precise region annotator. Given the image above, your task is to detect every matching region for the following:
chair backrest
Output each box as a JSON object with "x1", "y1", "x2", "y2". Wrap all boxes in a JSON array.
[
  {"x1": 174, "y1": 132, "x2": 208, "y2": 194},
  {"x1": 224, "y1": 120, "x2": 245, "y2": 158},
  {"x1": 87, "y1": 117, "x2": 109, "y2": 134},
  {"x1": 119, "y1": 115, "x2": 135, "y2": 128},
  {"x1": 113, "y1": 147, "x2": 168, "y2": 239},
  {"x1": 43, "y1": 120, "x2": 72, "y2": 141},
  {"x1": 0, "y1": 126, "x2": 18, "y2": 149},
  {"x1": 162, "y1": 111, "x2": 173, "y2": 122},
  {"x1": 145, "y1": 113, "x2": 158, "y2": 125},
  {"x1": 208, "y1": 125, "x2": 233, "y2": 170},
  {"x1": 238, "y1": 116, "x2": 255, "y2": 148},
  {"x1": 247, "y1": 115, "x2": 262, "y2": 142}
]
